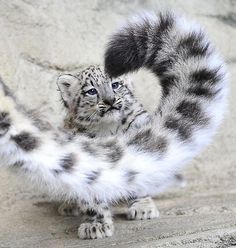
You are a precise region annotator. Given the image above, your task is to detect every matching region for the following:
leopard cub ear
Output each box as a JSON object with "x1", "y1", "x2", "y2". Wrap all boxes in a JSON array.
[{"x1": 57, "y1": 74, "x2": 79, "y2": 108}]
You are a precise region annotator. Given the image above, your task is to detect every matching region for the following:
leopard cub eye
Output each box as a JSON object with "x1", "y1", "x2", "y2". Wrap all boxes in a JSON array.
[
  {"x1": 86, "y1": 88, "x2": 97, "y2": 95},
  {"x1": 112, "y1": 82, "x2": 119, "y2": 90}
]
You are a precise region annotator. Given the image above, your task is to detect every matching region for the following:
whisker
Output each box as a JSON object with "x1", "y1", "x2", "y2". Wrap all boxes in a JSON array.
[{"x1": 85, "y1": 110, "x2": 98, "y2": 121}]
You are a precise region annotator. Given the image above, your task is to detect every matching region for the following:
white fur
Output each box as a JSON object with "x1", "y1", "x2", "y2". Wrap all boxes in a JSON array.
[{"x1": 0, "y1": 13, "x2": 228, "y2": 206}]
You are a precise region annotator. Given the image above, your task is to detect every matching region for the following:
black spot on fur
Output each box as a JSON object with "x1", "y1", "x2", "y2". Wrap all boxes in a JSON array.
[
  {"x1": 166, "y1": 102, "x2": 209, "y2": 141},
  {"x1": 12, "y1": 161, "x2": 24, "y2": 167},
  {"x1": 165, "y1": 117, "x2": 179, "y2": 130},
  {"x1": 59, "y1": 153, "x2": 75, "y2": 171},
  {"x1": 150, "y1": 136, "x2": 168, "y2": 154},
  {"x1": 190, "y1": 68, "x2": 221, "y2": 86},
  {"x1": 153, "y1": 57, "x2": 177, "y2": 77},
  {"x1": 0, "y1": 112, "x2": 11, "y2": 134},
  {"x1": 157, "y1": 13, "x2": 175, "y2": 32},
  {"x1": 82, "y1": 140, "x2": 123, "y2": 163},
  {"x1": 100, "y1": 140, "x2": 117, "y2": 149},
  {"x1": 121, "y1": 117, "x2": 127, "y2": 125},
  {"x1": 86, "y1": 171, "x2": 101, "y2": 184},
  {"x1": 176, "y1": 100, "x2": 203, "y2": 122},
  {"x1": 125, "y1": 170, "x2": 139, "y2": 183},
  {"x1": 128, "y1": 129, "x2": 168, "y2": 154},
  {"x1": 81, "y1": 141, "x2": 98, "y2": 155},
  {"x1": 86, "y1": 208, "x2": 97, "y2": 217},
  {"x1": 187, "y1": 86, "x2": 215, "y2": 98},
  {"x1": 146, "y1": 13, "x2": 174, "y2": 69},
  {"x1": 178, "y1": 126, "x2": 192, "y2": 140},
  {"x1": 165, "y1": 117, "x2": 192, "y2": 140},
  {"x1": 106, "y1": 147, "x2": 123, "y2": 163},
  {"x1": 128, "y1": 129, "x2": 151, "y2": 146},
  {"x1": 100, "y1": 140, "x2": 124, "y2": 163},
  {"x1": 105, "y1": 25, "x2": 145, "y2": 77},
  {"x1": 178, "y1": 32, "x2": 209, "y2": 57},
  {"x1": 105, "y1": 13, "x2": 174, "y2": 78},
  {"x1": 11, "y1": 132, "x2": 39, "y2": 151},
  {"x1": 160, "y1": 75, "x2": 179, "y2": 97}
]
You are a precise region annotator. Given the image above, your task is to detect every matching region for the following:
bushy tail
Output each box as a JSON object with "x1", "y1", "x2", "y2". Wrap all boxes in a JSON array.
[{"x1": 105, "y1": 12, "x2": 227, "y2": 131}]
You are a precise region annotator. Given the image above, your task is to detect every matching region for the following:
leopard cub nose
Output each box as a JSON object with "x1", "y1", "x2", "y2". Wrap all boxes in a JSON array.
[{"x1": 103, "y1": 98, "x2": 115, "y2": 106}]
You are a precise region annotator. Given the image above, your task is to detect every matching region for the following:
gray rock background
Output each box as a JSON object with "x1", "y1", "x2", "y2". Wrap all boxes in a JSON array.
[{"x1": 0, "y1": 0, "x2": 236, "y2": 247}]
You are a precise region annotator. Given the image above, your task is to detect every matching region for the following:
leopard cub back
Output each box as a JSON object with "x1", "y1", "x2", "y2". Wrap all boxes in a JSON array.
[{"x1": 57, "y1": 65, "x2": 150, "y2": 137}]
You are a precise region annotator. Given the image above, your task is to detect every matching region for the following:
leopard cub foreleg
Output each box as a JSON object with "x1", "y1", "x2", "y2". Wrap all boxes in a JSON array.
[{"x1": 78, "y1": 201, "x2": 114, "y2": 239}]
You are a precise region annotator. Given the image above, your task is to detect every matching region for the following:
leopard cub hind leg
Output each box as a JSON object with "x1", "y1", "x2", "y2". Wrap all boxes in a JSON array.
[
  {"x1": 127, "y1": 196, "x2": 159, "y2": 220},
  {"x1": 78, "y1": 201, "x2": 114, "y2": 239}
]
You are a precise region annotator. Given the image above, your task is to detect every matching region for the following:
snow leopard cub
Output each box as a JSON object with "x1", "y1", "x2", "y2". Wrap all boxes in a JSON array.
[
  {"x1": 57, "y1": 65, "x2": 159, "y2": 221},
  {"x1": 0, "y1": 11, "x2": 226, "y2": 240}
]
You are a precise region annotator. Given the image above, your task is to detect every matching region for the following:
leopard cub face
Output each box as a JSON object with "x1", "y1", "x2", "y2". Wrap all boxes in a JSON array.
[{"x1": 57, "y1": 65, "x2": 134, "y2": 127}]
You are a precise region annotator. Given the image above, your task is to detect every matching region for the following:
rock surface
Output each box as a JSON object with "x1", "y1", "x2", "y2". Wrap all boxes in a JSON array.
[{"x1": 0, "y1": 0, "x2": 236, "y2": 247}]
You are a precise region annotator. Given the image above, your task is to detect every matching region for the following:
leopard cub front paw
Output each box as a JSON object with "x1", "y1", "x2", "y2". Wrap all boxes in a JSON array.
[
  {"x1": 127, "y1": 197, "x2": 159, "y2": 220},
  {"x1": 0, "y1": 112, "x2": 11, "y2": 136},
  {"x1": 78, "y1": 222, "x2": 114, "y2": 239}
]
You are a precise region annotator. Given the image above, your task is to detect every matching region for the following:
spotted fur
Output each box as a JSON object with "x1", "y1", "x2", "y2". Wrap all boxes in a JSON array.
[
  {"x1": 0, "y1": 12, "x2": 227, "y2": 240},
  {"x1": 11, "y1": 132, "x2": 39, "y2": 151},
  {"x1": 57, "y1": 65, "x2": 151, "y2": 137},
  {"x1": 57, "y1": 65, "x2": 161, "y2": 223}
]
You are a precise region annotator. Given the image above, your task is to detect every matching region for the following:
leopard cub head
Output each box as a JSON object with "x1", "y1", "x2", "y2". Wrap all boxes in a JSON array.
[{"x1": 57, "y1": 65, "x2": 134, "y2": 127}]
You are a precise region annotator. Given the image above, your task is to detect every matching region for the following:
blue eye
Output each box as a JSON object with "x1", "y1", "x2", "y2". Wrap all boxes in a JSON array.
[
  {"x1": 112, "y1": 82, "x2": 119, "y2": 90},
  {"x1": 86, "y1": 88, "x2": 97, "y2": 95}
]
